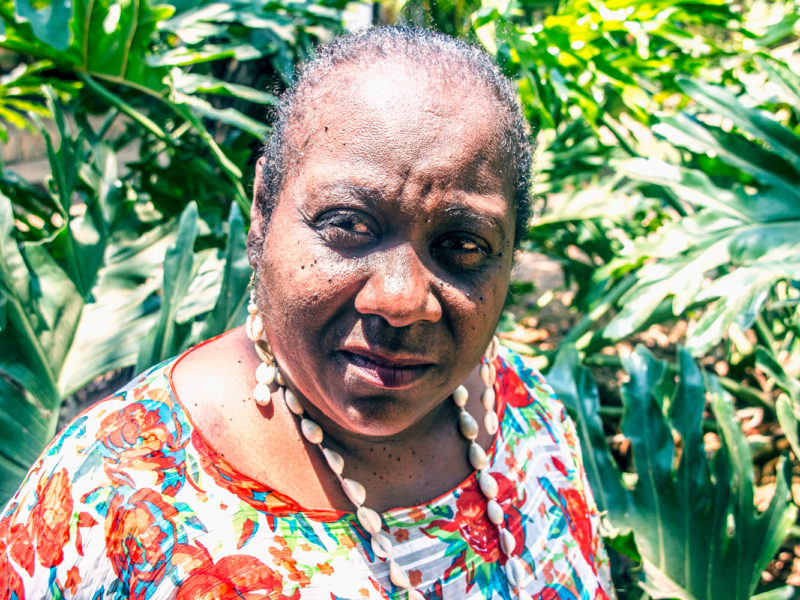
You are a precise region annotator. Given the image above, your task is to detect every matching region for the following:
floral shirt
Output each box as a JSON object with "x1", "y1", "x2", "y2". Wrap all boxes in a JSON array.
[{"x1": 1, "y1": 343, "x2": 614, "y2": 600}]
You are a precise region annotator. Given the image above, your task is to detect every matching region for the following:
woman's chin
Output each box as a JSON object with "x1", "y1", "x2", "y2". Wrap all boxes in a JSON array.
[{"x1": 322, "y1": 393, "x2": 445, "y2": 441}]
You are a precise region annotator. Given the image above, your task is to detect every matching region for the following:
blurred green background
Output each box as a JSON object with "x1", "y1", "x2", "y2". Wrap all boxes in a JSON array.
[{"x1": 1, "y1": 0, "x2": 800, "y2": 596}]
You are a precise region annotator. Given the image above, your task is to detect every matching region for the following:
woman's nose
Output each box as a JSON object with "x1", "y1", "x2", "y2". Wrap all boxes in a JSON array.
[{"x1": 354, "y1": 245, "x2": 443, "y2": 327}]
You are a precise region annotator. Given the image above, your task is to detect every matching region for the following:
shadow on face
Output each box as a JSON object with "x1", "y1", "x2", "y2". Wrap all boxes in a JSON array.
[{"x1": 248, "y1": 59, "x2": 518, "y2": 439}]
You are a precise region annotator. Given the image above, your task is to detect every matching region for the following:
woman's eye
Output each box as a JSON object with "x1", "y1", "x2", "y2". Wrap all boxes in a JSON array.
[
  {"x1": 315, "y1": 210, "x2": 377, "y2": 248},
  {"x1": 434, "y1": 235, "x2": 489, "y2": 270}
]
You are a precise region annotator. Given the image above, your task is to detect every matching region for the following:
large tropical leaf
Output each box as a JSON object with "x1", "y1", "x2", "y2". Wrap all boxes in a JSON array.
[
  {"x1": 0, "y1": 104, "x2": 249, "y2": 504},
  {"x1": 549, "y1": 345, "x2": 797, "y2": 599},
  {"x1": 597, "y1": 70, "x2": 800, "y2": 353}
]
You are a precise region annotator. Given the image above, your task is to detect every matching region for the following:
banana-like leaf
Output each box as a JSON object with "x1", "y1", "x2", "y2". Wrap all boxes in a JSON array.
[
  {"x1": 0, "y1": 149, "x2": 250, "y2": 505},
  {"x1": 136, "y1": 200, "x2": 250, "y2": 370},
  {"x1": 198, "y1": 203, "x2": 250, "y2": 340},
  {"x1": 136, "y1": 202, "x2": 198, "y2": 372},
  {"x1": 677, "y1": 77, "x2": 800, "y2": 175},
  {"x1": 549, "y1": 345, "x2": 797, "y2": 600},
  {"x1": 600, "y1": 71, "x2": 800, "y2": 352}
]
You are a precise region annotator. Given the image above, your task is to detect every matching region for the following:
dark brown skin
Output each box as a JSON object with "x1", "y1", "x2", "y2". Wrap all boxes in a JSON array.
[{"x1": 173, "y1": 62, "x2": 517, "y2": 512}]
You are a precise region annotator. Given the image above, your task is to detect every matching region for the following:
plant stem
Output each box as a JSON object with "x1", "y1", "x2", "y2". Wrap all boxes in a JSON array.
[{"x1": 718, "y1": 375, "x2": 775, "y2": 412}]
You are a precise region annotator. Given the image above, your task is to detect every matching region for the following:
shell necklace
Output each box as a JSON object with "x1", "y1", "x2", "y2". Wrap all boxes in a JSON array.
[{"x1": 246, "y1": 306, "x2": 532, "y2": 600}]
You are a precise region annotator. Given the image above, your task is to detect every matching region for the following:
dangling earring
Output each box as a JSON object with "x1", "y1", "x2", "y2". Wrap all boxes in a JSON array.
[{"x1": 245, "y1": 272, "x2": 283, "y2": 405}]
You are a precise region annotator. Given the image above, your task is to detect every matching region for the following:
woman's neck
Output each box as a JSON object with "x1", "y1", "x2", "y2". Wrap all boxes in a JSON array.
[{"x1": 173, "y1": 327, "x2": 493, "y2": 513}]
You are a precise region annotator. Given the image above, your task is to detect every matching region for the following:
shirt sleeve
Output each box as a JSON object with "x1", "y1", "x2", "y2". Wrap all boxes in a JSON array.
[
  {"x1": 506, "y1": 349, "x2": 617, "y2": 599},
  {"x1": 0, "y1": 410, "x2": 119, "y2": 599},
  {"x1": 557, "y1": 404, "x2": 618, "y2": 599}
]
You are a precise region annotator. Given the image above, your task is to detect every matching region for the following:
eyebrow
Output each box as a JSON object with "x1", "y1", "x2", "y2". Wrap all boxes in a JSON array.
[
  {"x1": 312, "y1": 182, "x2": 383, "y2": 203},
  {"x1": 444, "y1": 204, "x2": 507, "y2": 239}
]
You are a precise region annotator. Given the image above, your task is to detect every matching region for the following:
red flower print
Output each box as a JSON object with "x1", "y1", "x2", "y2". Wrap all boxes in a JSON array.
[
  {"x1": 0, "y1": 511, "x2": 29, "y2": 600},
  {"x1": 0, "y1": 548, "x2": 24, "y2": 600},
  {"x1": 533, "y1": 589, "x2": 560, "y2": 600},
  {"x1": 74, "y1": 511, "x2": 98, "y2": 556},
  {"x1": 104, "y1": 488, "x2": 180, "y2": 595},
  {"x1": 393, "y1": 529, "x2": 409, "y2": 542},
  {"x1": 28, "y1": 467, "x2": 73, "y2": 567},
  {"x1": 594, "y1": 587, "x2": 610, "y2": 600},
  {"x1": 96, "y1": 402, "x2": 187, "y2": 493},
  {"x1": 495, "y1": 361, "x2": 534, "y2": 409},
  {"x1": 560, "y1": 487, "x2": 593, "y2": 565},
  {"x1": 65, "y1": 565, "x2": 82, "y2": 594},
  {"x1": 176, "y1": 555, "x2": 297, "y2": 600},
  {"x1": 0, "y1": 511, "x2": 34, "y2": 577},
  {"x1": 425, "y1": 472, "x2": 525, "y2": 565},
  {"x1": 552, "y1": 457, "x2": 568, "y2": 477}
]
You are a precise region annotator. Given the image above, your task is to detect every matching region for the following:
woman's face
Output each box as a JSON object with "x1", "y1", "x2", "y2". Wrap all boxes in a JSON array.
[{"x1": 252, "y1": 65, "x2": 517, "y2": 439}]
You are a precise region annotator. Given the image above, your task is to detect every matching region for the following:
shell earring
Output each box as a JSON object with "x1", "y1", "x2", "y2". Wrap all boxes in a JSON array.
[{"x1": 245, "y1": 273, "x2": 285, "y2": 406}]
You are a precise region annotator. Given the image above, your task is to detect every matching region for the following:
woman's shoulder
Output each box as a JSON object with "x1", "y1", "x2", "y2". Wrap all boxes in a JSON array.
[
  {"x1": 10, "y1": 355, "x2": 187, "y2": 497},
  {"x1": 0, "y1": 355, "x2": 194, "y2": 597},
  {"x1": 495, "y1": 347, "x2": 573, "y2": 438}
]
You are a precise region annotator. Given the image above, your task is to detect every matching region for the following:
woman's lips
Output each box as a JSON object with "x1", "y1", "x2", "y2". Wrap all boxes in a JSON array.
[{"x1": 339, "y1": 349, "x2": 434, "y2": 388}]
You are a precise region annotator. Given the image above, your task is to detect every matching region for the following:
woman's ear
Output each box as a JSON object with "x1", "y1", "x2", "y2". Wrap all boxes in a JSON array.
[{"x1": 247, "y1": 157, "x2": 267, "y2": 270}]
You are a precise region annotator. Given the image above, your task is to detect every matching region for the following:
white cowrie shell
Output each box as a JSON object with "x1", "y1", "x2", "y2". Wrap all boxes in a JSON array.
[
  {"x1": 322, "y1": 447, "x2": 344, "y2": 475},
  {"x1": 247, "y1": 302, "x2": 258, "y2": 314},
  {"x1": 469, "y1": 442, "x2": 488, "y2": 470},
  {"x1": 458, "y1": 411, "x2": 479, "y2": 440},
  {"x1": 357, "y1": 505, "x2": 383, "y2": 535},
  {"x1": 506, "y1": 556, "x2": 525, "y2": 590},
  {"x1": 487, "y1": 499, "x2": 504, "y2": 525},
  {"x1": 479, "y1": 470, "x2": 498, "y2": 499},
  {"x1": 481, "y1": 387, "x2": 496, "y2": 411},
  {"x1": 300, "y1": 419, "x2": 323, "y2": 444},
  {"x1": 371, "y1": 532, "x2": 393, "y2": 559},
  {"x1": 284, "y1": 389, "x2": 304, "y2": 416},
  {"x1": 275, "y1": 368, "x2": 286, "y2": 386},
  {"x1": 253, "y1": 382, "x2": 271, "y2": 406},
  {"x1": 254, "y1": 339, "x2": 273, "y2": 364},
  {"x1": 484, "y1": 410, "x2": 499, "y2": 435},
  {"x1": 452, "y1": 385, "x2": 468, "y2": 407},
  {"x1": 256, "y1": 362, "x2": 276, "y2": 385},
  {"x1": 389, "y1": 560, "x2": 411, "y2": 589},
  {"x1": 480, "y1": 362, "x2": 495, "y2": 387},
  {"x1": 499, "y1": 528, "x2": 516, "y2": 555},
  {"x1": 342, "y1": 478, "x2": 367, "y2": 506},
  {"x1": 245, "y1": 313, "x2": 264, "y2": 342}
]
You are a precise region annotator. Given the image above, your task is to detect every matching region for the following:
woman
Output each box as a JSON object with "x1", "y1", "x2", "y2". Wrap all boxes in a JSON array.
[{"x1": 1, "y1": 28, "x2": 613, "y2": 599}]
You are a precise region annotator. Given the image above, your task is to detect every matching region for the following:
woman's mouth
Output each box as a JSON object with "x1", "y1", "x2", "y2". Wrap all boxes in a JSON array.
[{"x1": 339, "y1": 349, "x2": 434, "y2": 388}]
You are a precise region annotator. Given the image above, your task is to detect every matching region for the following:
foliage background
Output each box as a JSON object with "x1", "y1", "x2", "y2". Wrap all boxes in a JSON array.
[{"x1": 1, "y1": 0, "x2": 800, "y2": 596}]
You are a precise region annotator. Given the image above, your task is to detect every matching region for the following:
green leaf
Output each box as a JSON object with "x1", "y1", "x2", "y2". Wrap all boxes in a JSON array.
[
  {"x1": 756, "y1": 56, "x2": 800, "y2": 111},
  {"x1": 653, "y1": 115, "x2": 800, "y2": 200},
  {"x1": 776, "y1": 395, "x2": 800, "y2": 463},
  {"x1": 13, "y1": 0, "x2": 73, "y2": 50},
  {"x1": 677, "y1": 77, "x2": 800, "y2": 175},
  {"x1": 548, "y1": 346, "x2": 796, "y2": 599},
  {"x1": 752, "y1": 586, "x2": 797, "y2": 600},
  {"x1": 547, "y1": 344, "x2": 628, "y2": 515},
  {"x1": 136, "y1": 201, "x2": 198, "y2": 371},
  {"x1": 198, "y1": 202, "x2": 249, "y2": 340},
  {"x1": 171, "y1": 71, "x2": 277, "y2": 105}
]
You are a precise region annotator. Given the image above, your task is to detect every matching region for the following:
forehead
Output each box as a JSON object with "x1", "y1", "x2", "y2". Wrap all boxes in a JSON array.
[{"x1": 286, "y1": 61, "x2": 515, "y2": 201}]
